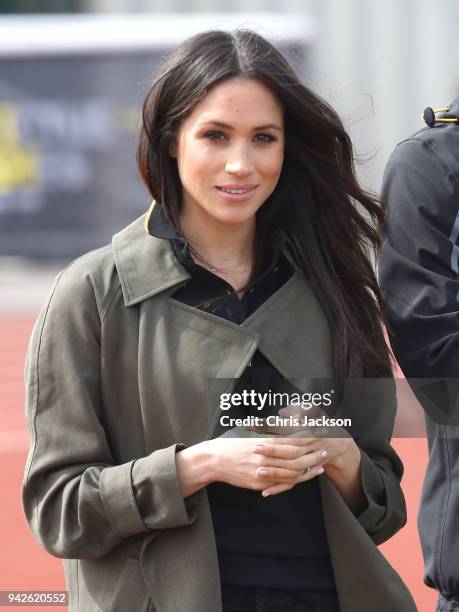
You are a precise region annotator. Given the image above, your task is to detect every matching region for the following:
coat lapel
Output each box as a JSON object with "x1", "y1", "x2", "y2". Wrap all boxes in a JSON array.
[
  {"x1": 112, "y1": 214, "x2": 191, "y2": 306},
  {"x1": 242, "y1": 268, "x2": 333, "y2": 380}
]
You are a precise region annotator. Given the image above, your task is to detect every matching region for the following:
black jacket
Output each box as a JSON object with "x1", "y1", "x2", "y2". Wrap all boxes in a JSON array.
[{"x1": 379, "y1": 96, "x2": 459, "y2": 599}]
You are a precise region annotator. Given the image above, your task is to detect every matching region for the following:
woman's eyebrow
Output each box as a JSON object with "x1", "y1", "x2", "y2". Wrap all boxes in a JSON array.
[{"x1": 199, "y1": 120, "x2": 282, "y2": 131}]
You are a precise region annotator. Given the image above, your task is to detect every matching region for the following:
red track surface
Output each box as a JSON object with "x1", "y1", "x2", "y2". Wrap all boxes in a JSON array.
[{"x1": 0, "y1": 315, "x2": 437, "y2": 611}]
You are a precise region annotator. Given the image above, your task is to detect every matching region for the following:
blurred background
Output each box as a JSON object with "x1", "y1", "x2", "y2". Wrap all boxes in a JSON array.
[{"x1": 1, "y1": 1, "x2": 458, "y2": 610}]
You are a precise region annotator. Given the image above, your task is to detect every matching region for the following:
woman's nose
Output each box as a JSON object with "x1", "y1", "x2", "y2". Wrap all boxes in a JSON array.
[{"x1": 224, "y1": 146, "x2": 255, "y2": 175}]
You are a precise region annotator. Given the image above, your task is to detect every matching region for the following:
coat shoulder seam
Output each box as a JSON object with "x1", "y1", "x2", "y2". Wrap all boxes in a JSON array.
[{"x1": 24, "y1": 268, "x2": 69, "y2": 492}]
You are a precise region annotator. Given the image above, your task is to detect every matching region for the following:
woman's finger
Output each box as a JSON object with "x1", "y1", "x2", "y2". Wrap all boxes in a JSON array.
[
  {"x1": 256, "y1": 466, "x2": 299, "y2": 481},
  {"x1": 277, "y1": 405, "x2": 300, "y2": 418},
  {"x1": 261, "y1": 482, "x2": 293, "y2": 497},
  {"x1": 253, "y1": 438, "x2": 319, "y2": 457},
  {"x1": 247, "y1": 422, "x2": 298, "y2": 436},
  {"x1": 255, "y1": 449, "x2": 327, "y2": 481},
  {"x1": 261, "y1": 465, "x2": 325, "y2": 497},
  {"x1": 254, "y1": 443, "x2": 306, "y2": 460},
  {"x1": 297, "y1": 465, "x2": 325, "y2": 481}
]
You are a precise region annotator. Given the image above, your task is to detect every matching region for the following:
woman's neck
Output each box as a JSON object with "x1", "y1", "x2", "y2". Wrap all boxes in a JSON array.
[{"x1": 179, "y1": 204, "x2": 256, "y2": 268}]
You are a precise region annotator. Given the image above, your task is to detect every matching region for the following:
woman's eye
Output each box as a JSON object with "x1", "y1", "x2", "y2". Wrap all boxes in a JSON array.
[
  {"x1": 204, "y1": 131, "x2": 226, "y2": 141},
  {"x1": 255, "y1": 133, "x2": 277, "y2": 142},
  {"x1": 203, "y1": 131, "x2": 276, "y2": 143}
]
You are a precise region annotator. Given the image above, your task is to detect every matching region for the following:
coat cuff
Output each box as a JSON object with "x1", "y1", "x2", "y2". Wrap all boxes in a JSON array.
[
  {"x1": 100, "y1": 444, "x2": 199, "y2": 539},
  {"x1": 131, "y1": 443, "x2": 199, "y2": 530},
  {"x1": 99, "y1": 460, "x2": 146, "y2": 539},
  {"x1": 354, "y1": 449, "x2": 386, "y2": 531}
]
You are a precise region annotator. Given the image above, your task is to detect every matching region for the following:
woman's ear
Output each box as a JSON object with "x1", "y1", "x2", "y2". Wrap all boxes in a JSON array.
[{"x1": 169, "y1": 139, "x2": 177, "y2": 158}]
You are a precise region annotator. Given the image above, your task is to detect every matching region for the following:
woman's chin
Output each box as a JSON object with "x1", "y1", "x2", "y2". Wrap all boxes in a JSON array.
[
  {"x1": 206, "y1": 202, "x2": 260, "y2": 226},
  {"x1": 212, "y1": 212, "x2": 256, "y2": 227}
]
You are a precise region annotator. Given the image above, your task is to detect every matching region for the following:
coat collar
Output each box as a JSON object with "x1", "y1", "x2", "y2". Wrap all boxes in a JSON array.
[
  {"x1": 112, "y1": 200, "x2": 299, "y2": 307},
  {"x1": 144, "y1": 198, "x2": 182, "y2": 240},
  {"x1": 112, "y1": 209, "x2": 191, "y2": 307}
]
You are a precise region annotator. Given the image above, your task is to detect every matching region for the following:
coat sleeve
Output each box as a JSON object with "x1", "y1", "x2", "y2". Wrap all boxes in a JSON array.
[
  {"x1": 378, "y1": 137, "x2": 459, "y2": 379},
  {"x1": 22, "y1": 259, "x2": 199, "y2": 560},
  {"x1": 344, "y1": 376, "x2": 406, "y2": 545},
  {"x1": 355, "y1": 443, "x2": 406, "y2": 545}
]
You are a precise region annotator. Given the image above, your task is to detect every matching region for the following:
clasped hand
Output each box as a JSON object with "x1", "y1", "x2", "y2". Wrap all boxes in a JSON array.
[
  {"x1": 210, "y1": 435, "x2": 327, "y2": 497},
  {"x1": 242, "y1": 404, "x2": 355, "y2": 497}
]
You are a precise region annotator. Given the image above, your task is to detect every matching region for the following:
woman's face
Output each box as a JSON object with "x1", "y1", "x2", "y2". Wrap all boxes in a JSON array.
[{"x1": 169, "y1": 77, "x2": 285, "y2": 228}]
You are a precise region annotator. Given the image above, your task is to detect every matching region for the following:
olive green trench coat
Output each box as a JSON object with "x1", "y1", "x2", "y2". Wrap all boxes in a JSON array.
[{"x1": 22, "y1": 213, "x2": 417, "y2": 611}]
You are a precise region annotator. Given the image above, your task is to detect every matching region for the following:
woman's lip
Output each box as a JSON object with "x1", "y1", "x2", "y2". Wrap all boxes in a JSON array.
[
  {"x1": 216, "y1": 185, "x2": 258, "y2": 190},
  {"x1": 214, "y1": 185, "x2": 258, "y2": 202}
]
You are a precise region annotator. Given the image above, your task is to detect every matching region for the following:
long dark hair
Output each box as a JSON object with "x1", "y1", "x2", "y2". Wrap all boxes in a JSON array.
[{"x1": 137, "y1": 29, "x2": 392, "y2": 379}]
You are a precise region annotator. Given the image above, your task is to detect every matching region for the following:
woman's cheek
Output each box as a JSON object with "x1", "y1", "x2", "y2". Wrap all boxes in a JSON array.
[
  {"x1": 178, "y1": 151, "x2": 210, "y2": 187},
  {"x1": 188, "y1": 147, "x2": 218, "y2": 177},
  {"x1": 258, "y1": 150, "x2": 284, "y2": 180}
]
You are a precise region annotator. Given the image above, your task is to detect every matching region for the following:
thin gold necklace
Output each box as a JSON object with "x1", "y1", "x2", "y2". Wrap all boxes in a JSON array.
[{"x1": 188, "y1": 243, "x2": 253, "y2": 274}]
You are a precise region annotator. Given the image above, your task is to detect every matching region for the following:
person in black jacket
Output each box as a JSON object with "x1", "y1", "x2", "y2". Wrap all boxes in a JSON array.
[{"x1": 379, "y1": 97, "x2": 459, "y2": 612}]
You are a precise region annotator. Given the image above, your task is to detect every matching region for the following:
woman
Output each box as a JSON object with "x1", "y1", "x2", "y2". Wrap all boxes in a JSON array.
[{"x1": 22, "y1": 29, "x2": 417, "y2": 612}]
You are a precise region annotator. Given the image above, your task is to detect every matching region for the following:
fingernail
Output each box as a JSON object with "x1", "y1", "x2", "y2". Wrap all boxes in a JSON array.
[
  {"x1": 316, "y1": 466, "x2": 324, "y2": 474},
  {"x1": 257, "y1": 468, "x2": 268, "y2": 476},
  {"x1": 255, "y1": 445, "x2": 265, "y2": 452},
  {"x1": 262, "y1": 491, "x2": 270, "y2": 497},
  {"x1": 321, "y1": 450, "x2": 327, "y2": 458}
]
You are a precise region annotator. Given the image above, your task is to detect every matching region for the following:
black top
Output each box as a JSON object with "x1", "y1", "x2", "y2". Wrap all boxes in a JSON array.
[{"x1": 148, "y1": 204, "x2": 338, "y2": 608}]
